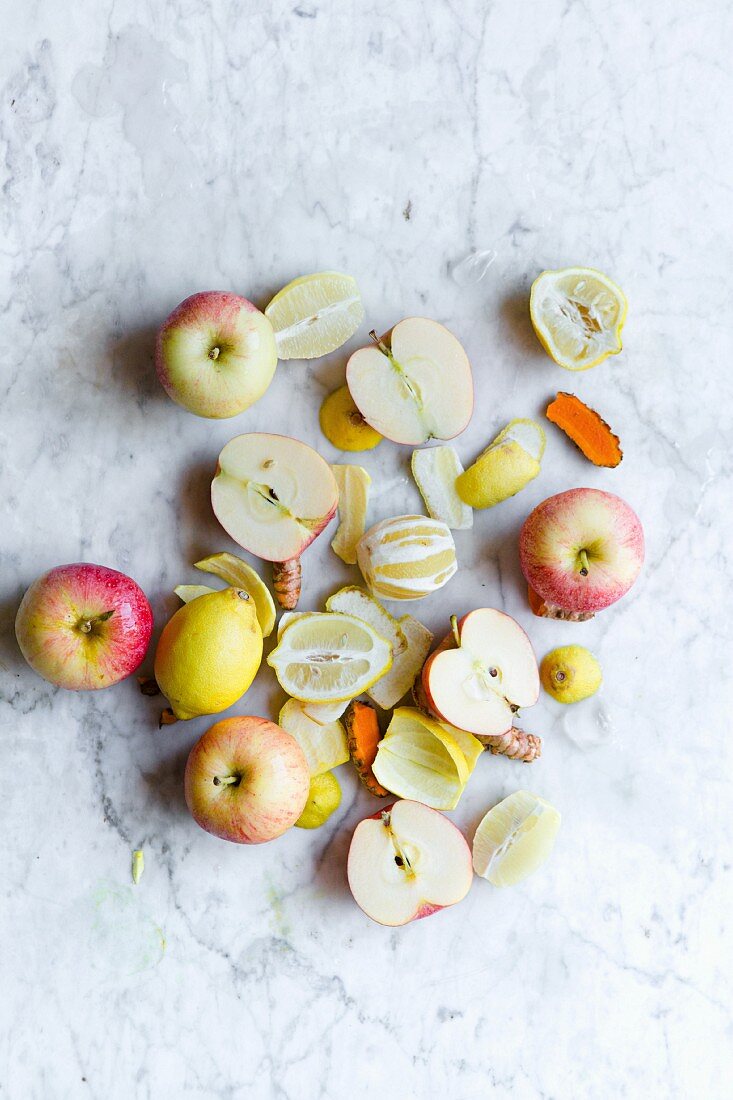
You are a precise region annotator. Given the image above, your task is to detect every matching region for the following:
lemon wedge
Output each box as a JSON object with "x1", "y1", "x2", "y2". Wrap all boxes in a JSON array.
[
  {"x1": 530, "y1": 267, "x2": 627, "y2": 371},
  {"x1": 472, "y1": 790, "x2": 561, "y2": 887},
  {"x1": 372, "y1": 706, "x2": 483, "y2": 810},
  {"x1": 278, "y1": 699, "x2": 349, "y2": 774},
  {"x1": 194, "y1": 553, "x2": 276, "y2": 638},
  {"x1": 267, "y1": 611, "x2": 392, "y2": 703},
  {"x1": 265, "y1": 272, "x2": 365, "y2": 360}
]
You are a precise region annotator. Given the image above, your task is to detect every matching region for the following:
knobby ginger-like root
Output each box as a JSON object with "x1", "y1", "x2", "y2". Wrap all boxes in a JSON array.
[
  {"x1": 273, "y1": 558, "x2": 302, "y2": 609},
  {"x1": 479, "y1": 728, "x2": 542, "y2": 763},
  {"x1": 344, "y1": 700, "x2": 389, "y2": 798},
  {"x1": 528, "y1": 584, "x2": 595, "y2": 622}
]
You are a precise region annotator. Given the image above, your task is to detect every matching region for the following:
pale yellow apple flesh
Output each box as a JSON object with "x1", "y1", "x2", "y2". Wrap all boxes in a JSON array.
[
  {"x1": 346, "y1": 318, "x2": 473, "y2": 445},
  {"x1": 211, "y1": 433, "x2": 339, "y2": 562}
]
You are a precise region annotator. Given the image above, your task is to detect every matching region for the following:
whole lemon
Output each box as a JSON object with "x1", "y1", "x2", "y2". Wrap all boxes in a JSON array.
[
  {"x1": 319, "y1": 384, "x2": 382, "y2": 452},
  {"x1": 295, "y1": 771, "x2": 342, "y2": 829},
  {"x1": 540, "y1": 645, "x2": 602, "y2": 704},
  {"x1": 154, "y1": 588, "x2": 262, "y2": 720}
]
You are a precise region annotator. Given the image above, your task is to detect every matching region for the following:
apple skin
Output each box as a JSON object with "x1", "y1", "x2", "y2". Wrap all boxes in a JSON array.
[
  {"x1": 15, "y1": 563, "x2": 153, "y2": 690},
  {"x1": 519, "y1": 488, "x2": 644, "y2": 614},
  {"x1": 184, "y1": 716, "x2": 310, "y2": 844},
  {"x1": 156, "y1": 291, "x2": 277, "y2": 419}
]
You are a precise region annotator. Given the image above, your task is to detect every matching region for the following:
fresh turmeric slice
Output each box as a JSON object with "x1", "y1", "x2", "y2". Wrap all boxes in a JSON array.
[
  {"x1": 546, "y1": 392, "x2": 622, "y2": 468},
  {"x1": 344, "y1": 700, "x2": 389, "y2": 797}
]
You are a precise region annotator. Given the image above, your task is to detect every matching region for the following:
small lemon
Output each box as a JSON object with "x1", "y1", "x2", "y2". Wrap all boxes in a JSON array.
[
  {"x1": 295, "y1": 771, "x2": 342, "y2": 829},
  {"x1": 319, "y1": 384, "x2": 382, "y2": 452},
  {"x1": 154, "y1": 588, "x2": 262, "y2": 720},
  {"x1": 540, "y1": 645, "x2": 602, "y2": 704}
]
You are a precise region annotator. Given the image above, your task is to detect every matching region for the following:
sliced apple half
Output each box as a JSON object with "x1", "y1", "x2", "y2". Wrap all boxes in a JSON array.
[
  {"x1": 211, "y1": 433, "x2": 339, "y2": 607},
  {"x1": 346, "y1": 318, "x2": 473, "y2": 445},
  {"x1": 422, "y1": 608, "x2": 539, "y2": 737},
  {"x1": 347, "y1": 799, "x2": 473, "y2": 926}
]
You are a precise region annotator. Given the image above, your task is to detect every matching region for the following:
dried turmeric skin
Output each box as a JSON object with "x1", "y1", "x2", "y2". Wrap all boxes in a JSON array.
[
  {"x1": 546, "y1": 392, "x2": 622, "y2": 468},
  {"x1": 344, "y1": 700, "x2": 389, "y2": 797},
  {"x1": 272, "y1": 558, "x2": 302, "y2": 609}
]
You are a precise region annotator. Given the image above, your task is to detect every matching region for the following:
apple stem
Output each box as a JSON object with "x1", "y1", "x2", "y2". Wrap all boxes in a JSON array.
[
  {"x1": 78, "y1": 609, "x2": 115, "y2": 634},
  {"x1": 450, "y1": 614, "x2": 461, "y2": 648},
  {"x1": 368, "y1": 329, "x2": 391, "y2": 358},
  {"x1": 213, "y1": 775, "x2": 240, "y2": 787},
  {"x1": 578, "y1": 550, "x2": 590, "y2": 576}
]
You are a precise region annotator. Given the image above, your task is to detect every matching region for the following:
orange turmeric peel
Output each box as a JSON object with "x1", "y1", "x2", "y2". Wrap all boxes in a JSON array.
[
  {"x1": 344, "y1": 700, "x2": 389, "y2": 797},
  {"x1": 546, "y1": 392, "x2": 622, "y2": 468}
]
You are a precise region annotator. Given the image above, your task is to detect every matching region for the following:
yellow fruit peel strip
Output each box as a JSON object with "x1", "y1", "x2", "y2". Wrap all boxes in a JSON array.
[
  {"x1": 194, "y1": 552, "x2": 276, "y2": 637},
  {"x1": 330, "y1": 466, "x2": 371, "y2": 565}
]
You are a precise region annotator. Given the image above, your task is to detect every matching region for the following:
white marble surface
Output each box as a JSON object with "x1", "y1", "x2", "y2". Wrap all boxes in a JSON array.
[{"x1": 1, "y1": 2, "x2": 731, "y2": 1097}]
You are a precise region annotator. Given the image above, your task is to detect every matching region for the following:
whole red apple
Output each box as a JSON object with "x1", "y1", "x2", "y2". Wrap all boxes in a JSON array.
[
  {"x1": 184, "y1": 716, "x2": 310, "y2": 844},
  {"x1": 519, "y1": 488, "x2": 644, "y2": 618},
  {"x1": 15, "y1": 563, "x2": 153, "y2": 689}
]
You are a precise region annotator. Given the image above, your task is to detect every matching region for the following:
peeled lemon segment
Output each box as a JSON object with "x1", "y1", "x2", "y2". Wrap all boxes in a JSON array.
[
  {"x1": 411, "y1": 446, "x2": 473, "y2": 530},
  {"x1": 530, "y1": 267, "x2": 627, "y2": 371},
  {"x1": 325, "y1": 586, "x2": 407, "y2": 657},
  {"x1": 472, "y1": 790, "x2": 561, "y2": 887},
  {"x1": 174, "y1": 584, "x2": 216, "y2": 603},
  {"x1": 456, "y1": 419, "x2": 545, "y2": 510},
  {"x1": 372, "y1": 706, "x2": 483, "y2": 810},
  {"x1": 278, "y1": 699, "x2": 350, "y2": 774},
  {"x1": 330, "y1": 466, "x2": 371, "y2": 565},
  {"x1": 194, "y1": 552, "x2": 276, "y2": 638},
  {"x1": 265, "y1": 272, "x2": 365, "y2": 360},
  {"x1": 357, "y1": 515, "x2": 457, "y2": 601},
  {"x1": 267, "y1": 611, "x2": 392, "y2": 703},
  {"x1": 295, "y1": 771, "x2": 342, "y2": 829},
  {"x1": 368, "y1": 614, "x2": 433, "y2": 710}
]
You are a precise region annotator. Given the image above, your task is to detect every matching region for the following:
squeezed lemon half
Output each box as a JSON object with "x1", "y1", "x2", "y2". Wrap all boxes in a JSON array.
[{"x1": 530, "y1": 267, "x2": 627, "y2": 371}]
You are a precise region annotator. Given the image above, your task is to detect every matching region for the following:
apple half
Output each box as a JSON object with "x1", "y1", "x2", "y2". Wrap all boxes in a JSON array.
[
  {"x1": 211, "y1": 433, "x2": 339, "y2": 607},
  {"x1": 346, "y1": 318, "x2": 473, "y2": 445},
  {"x1": 347, "y1": 799, "x2": 473, "y2": 926},
  {"x1": 422, "y1": 608, "x2": 539, "y2": 737}
]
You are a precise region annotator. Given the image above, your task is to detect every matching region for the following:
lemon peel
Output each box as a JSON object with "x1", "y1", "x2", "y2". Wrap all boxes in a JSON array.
[
  {"x1": 295, "y1": 771, "x2": 342, "y2": 829},
  {"x1": 456, "y1": 419, "x2": 545, "y2": 509},
  {"x1": 411, "y1": 446, "x2": 473, "y2": 530},
  {"x1": 278, "y1": 699, "x2": 349, "y2": 774},
  {"x1": 330, "y1": 465, "x2": 371, "y2": 565},
  {"x1": 194, "y1": 552, "x2": 276, "y2": 638}
]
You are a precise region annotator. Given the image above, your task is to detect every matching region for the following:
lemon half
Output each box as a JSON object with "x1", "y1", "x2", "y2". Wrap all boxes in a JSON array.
[{"x1": 530, "y1": 267, "x2": 627, "y2": 371}]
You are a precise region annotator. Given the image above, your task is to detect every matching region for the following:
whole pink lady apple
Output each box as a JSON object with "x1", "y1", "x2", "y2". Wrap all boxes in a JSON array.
[
  {"x1": 156, "y1": 291, "x2": 277, "y2": 418},
  {"x1": 15, "y1": 563, "x2": 153, "y2": 689},
  {"x1": 519, "y1": 488, "x2": 644, "y2": 619},
  {"x1": 184, "y1": 716, "x2": 310, "y2": 844}
]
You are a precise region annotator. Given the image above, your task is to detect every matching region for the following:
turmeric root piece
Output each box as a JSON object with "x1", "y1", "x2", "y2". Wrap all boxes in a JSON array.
[
  {"x1": 546, "y1": 392, "x2": 622, "y2": 468},
  {"x1": 344, "y1": 700, "x2": 389, "y2": 797},
  {"x1": 272, "y1": 558, "x2": 302, "y2": 609},
  {"x1": 528, "y1": 584, "x2": 595, "y2": 622},
  {"x1": 480, "y1": 728, "x2": 542, "y2": 763}
]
